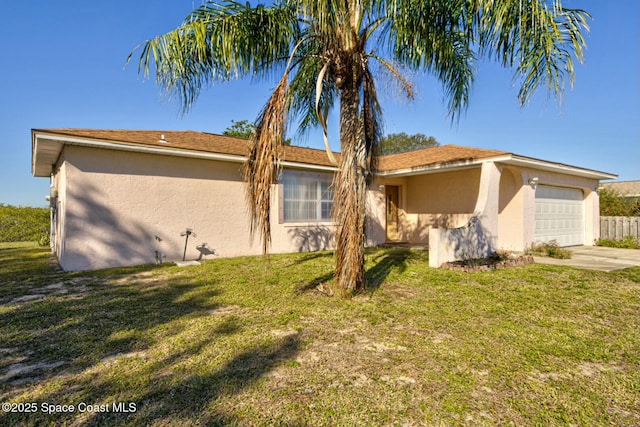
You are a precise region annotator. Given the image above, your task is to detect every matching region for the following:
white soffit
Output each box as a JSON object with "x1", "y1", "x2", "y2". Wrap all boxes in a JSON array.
[{"x1": 32, "y1": 137, "x2": 64, "y2": 177}]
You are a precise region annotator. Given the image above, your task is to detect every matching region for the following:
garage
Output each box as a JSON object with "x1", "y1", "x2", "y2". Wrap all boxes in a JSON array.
[{"x1": 535, "y1": 185, "x2": 585, "y2": 247}]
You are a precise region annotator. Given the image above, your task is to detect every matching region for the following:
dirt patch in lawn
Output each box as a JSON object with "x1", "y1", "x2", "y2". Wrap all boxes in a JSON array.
[
  {"x1": 1, "y1": 277, "x2": 95, "y2": 306},
  {"x1": 441, "y1": 254, "x2": 534, "y2": 272},
  {"x1": 0, "y1": 361, "x2": 66, "y2": 385}
]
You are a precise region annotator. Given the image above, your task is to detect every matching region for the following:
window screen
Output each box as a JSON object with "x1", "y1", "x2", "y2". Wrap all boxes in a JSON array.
[{"x1": 283, "y1": 171, "x2": 334, "y2": 222}]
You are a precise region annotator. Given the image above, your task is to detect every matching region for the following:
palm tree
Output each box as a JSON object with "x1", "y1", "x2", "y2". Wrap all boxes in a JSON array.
[{"x1": 133, "y1": 0, "x2": 589, "y2": 295}]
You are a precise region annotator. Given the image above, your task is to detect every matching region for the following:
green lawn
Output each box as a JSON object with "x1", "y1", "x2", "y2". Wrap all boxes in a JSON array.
[{"x1": 1, "y1": 242, "x2": 638, "y2": 426}]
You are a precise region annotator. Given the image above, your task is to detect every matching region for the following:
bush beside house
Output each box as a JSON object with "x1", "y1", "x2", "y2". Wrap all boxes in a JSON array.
[
  {"x1": 599, "y1": 187, "x2": 640, "y2": 217},
  {"x1": 0, "y1": 204, "x2": 50, "y2": 244},
  {"x1": 598, "y1": 185, "x2": 640, "y2": 248}
]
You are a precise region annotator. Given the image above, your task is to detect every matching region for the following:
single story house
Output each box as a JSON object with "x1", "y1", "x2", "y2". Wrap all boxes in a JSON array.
[{"x1": 31, "y1": 129, "x2": 616, "y2": 271}]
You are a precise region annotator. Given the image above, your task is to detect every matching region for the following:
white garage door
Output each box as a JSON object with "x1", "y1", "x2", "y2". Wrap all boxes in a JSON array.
[{"x1": 535, "y1": 185, "x2": 584, "y2": 247}]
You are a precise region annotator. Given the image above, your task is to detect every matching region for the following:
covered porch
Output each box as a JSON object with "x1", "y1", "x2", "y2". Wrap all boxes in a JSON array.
[{"x1": 366, "y1": 157, "x2": 609, "y2": 268}]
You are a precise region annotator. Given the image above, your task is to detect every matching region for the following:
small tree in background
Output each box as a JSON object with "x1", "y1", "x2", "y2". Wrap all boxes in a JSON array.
[
  {"x1": 378, "y1": 133, "x2": 440, "y2": 155},
  {"x1": 223, "y1": 119, "x2": 291, "y2": 145},
  {"x1": 223, "y1": 119, "x2": 256, "y2": 139},
  {"x1": 600, "y1": 187, "x2": 640, "y2": 217}
]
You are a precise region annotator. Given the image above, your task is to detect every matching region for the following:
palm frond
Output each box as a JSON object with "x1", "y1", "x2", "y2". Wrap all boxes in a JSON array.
[
  {"x1": 286, "y1": 37, "x2": 338, "y2": 136},
  {"x1": 369, "y1": 53, "x2": 415, "y2": 100},
  {"x1": 315, "y1": 61, "x2": 339, "y2": 166},
  {"x1": 132, "y1": 0, "x2": 298, "y2": 113},
  {"x1": 361, "y1": 65, "x2": 382, "y2": 179},
  {"x1": 384, "y1": 0, "x2": 475, "y2": 119},
  {"x1": 242, "y1": 72, "x2": 289, "y2": 254},
  {"x1": 474, "y1": 0, "x2": 590, "y2": 106}
]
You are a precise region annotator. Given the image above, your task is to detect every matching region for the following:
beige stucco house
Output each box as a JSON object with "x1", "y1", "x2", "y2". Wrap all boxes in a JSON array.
[{"x1": 32, "y1": 128, "x2": 616, "y2": 271}]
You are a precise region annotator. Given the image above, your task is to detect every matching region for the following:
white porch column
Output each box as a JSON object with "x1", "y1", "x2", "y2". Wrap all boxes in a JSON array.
[
  {"x1": 429, "y1": 161, "x2": 501, "y2": 267},
  {"x1": 473, "y1": 161, "x2": 501, "y2": 250}
]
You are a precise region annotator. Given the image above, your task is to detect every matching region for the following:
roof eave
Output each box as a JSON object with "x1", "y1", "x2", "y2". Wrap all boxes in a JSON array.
[
  {"x1": 32, "y1": 131, "x2": 64, "y2": 177},
  {"x1": 377, "y1": 155, "x2": 511, "y2": 177},
  {"x1": 502, "y1": 155, "x2": 617, "y2": 180},
  {"x1": 377, "y1": 153, "x2": 617, "y2": 180},
  {"x1": 32, "y1": 130, "x2": 617, "y2": 181},
  {"x1": 31, "y1": 130, "x2": 338, "y2": 177}
]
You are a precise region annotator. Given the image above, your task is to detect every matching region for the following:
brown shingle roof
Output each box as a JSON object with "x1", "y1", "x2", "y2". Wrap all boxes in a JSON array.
[
  {"x1": 33, "y1": 128, "x2": 618, "y2": 180},
  {"x1": 601, "y1": 181, "x2": 640, "y2": 196},
  {"x1": 34, "y1": 128, "x2": 340, "y2": 168},
  {"x1": 377, "y1": 144, "x2": 508, "y2": 171},
  {"x1": 35, "y1": 129, "x2": 512, "y2": 172}
]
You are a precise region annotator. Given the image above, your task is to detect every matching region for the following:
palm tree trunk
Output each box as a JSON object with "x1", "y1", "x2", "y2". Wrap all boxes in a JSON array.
[{"x1": 334, "y1": 81, "x2": 367, "y2": 295}]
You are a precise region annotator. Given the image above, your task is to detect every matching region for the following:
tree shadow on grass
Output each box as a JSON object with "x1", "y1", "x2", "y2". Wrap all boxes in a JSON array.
[
  {"x1": 0, "y1": 268, "x2": 222, "y2": 389},
  {"x1": 123, "y1": 333, "x2": 301, "y2": 425},
  {"x1": 1, "y1": 332, "x2": 301, "y2": 426},
  {"x1": 0, "y1": 243, "x2": 305, "y2": 425},
  {"x1": 287, "y1": 250, "x2": 334, "y2": 267},
  {"x1": 0, "y1": 244, "x2": 61, "y2": 290},
  {"x1": 295, "y1": 249, "x2": 419, "y2": 295},
  {"x1": 295, "y1": 271, "x2": 335, "y2": 294},
  {"x1": 365, "y1": 248, "x2": 417, "y2": 293}
]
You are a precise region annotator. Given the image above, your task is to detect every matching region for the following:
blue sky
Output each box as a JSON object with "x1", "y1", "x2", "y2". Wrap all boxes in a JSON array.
[{"x1": 1, "y1": 1, "x2": 638, "y2": 207}]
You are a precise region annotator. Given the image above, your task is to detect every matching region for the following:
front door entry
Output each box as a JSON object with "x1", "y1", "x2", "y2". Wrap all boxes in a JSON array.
[{"x1": 385, "y1": 185, "x2": 399, "y2": 241}]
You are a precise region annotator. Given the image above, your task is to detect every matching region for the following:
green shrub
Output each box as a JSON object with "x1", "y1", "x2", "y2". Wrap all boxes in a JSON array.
[
  {"x1": 527, "y1": 240, "x2": 572, "y2": 259},
  {"x1": 597, "y1": 236, "x2": 640, "y2": 249},
  {"x1": 37, "y1": 231, "x2": 51, "y2": 247},
  {"x1": 600, "y1": 187, "x2": 640, "y2": 216},
  {"x1": 0, "y1": 204, "x2": 50, "y2": 242}
]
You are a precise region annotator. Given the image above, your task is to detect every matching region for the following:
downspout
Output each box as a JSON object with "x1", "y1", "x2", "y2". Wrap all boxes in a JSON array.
[{"x1": 48, "y1": 174, "x2": 57, "y2": 252}]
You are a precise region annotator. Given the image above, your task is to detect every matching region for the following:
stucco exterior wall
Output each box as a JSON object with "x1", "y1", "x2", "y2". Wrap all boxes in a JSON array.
[
  {"x1": 497, "y1": 166, "x2": 524, "y2": 251},
  {"x1": 365, "y1": 183, "x2": 386, "y2": 247},
  {"x1": 400, "y1": 168, "x2": 481, "y2": 244},
  {"x1": 54, "y1": 145, "x2": 339, "y2": 271},
  {"x1": 428, "y1": 162, "x2": 501, "y2": 267}
]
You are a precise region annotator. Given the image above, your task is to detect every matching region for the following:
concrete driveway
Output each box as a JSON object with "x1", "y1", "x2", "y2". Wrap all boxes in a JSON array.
[{"x1": 533, "y1": 246, "x2": 640, "y2": 272}]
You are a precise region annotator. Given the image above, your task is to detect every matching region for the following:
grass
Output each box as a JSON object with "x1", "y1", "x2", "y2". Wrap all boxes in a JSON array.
[
  {"x1": 0, "y1": 243, "x2": 638, "y2": 426},
  {"x1": 597, "y1": 236, "x2": 640, "y2": 250},
  {"x1": 527, "y1": 241, "x2": 573, "y2": 259}
]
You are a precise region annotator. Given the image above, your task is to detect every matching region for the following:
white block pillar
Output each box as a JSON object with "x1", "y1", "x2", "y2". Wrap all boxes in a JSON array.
[{"x1": 429, "y1": 162, "x2": 501, "y2": 267}]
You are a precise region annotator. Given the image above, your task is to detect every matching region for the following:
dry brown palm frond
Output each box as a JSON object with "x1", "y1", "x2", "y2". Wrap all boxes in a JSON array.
[
  {"x1": 242, "y1": 72, "x2": 289, "y2": 254},
  {"x1": 361, "y1": 65, "x2": 382, "y2": 181}
]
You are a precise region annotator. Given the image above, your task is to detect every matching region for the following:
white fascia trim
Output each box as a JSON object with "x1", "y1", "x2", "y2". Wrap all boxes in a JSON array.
[
  {"x1": 503, "y1": 156, "x2": 618, "y2": 180},
  {"x1": 377, "y1": 155, "x2": 511, "y2": 177},
  {"x1": 37, "y1": 132, "x2": 615, "y2": 180},
  {"x1": 34, "y1": 132, "x2": 338, "y2": 173},
  {"x1": 378, "y1": 153, "x2": 617, "y2": 180},
  {"x1": 35, "y1": 133, "x2": 247, "y2": 163},
  {"x1": 279, "y1": 161, "x2": 337, "y2": 172}
]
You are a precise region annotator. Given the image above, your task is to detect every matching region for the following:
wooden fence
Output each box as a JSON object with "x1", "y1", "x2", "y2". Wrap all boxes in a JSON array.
[{"x1": 600, "y1": 216, "x2": 640, "y2": 241}]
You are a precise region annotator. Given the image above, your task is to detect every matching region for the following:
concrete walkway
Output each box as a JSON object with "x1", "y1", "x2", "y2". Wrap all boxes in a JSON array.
[{"x1": 533, "y1": 246, "x2": 640, "y2": 272}]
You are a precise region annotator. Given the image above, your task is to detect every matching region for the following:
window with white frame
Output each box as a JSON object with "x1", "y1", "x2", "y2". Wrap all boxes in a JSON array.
[{"x1": 283, "y1": 170, "x2": 334, "y2": 222}]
